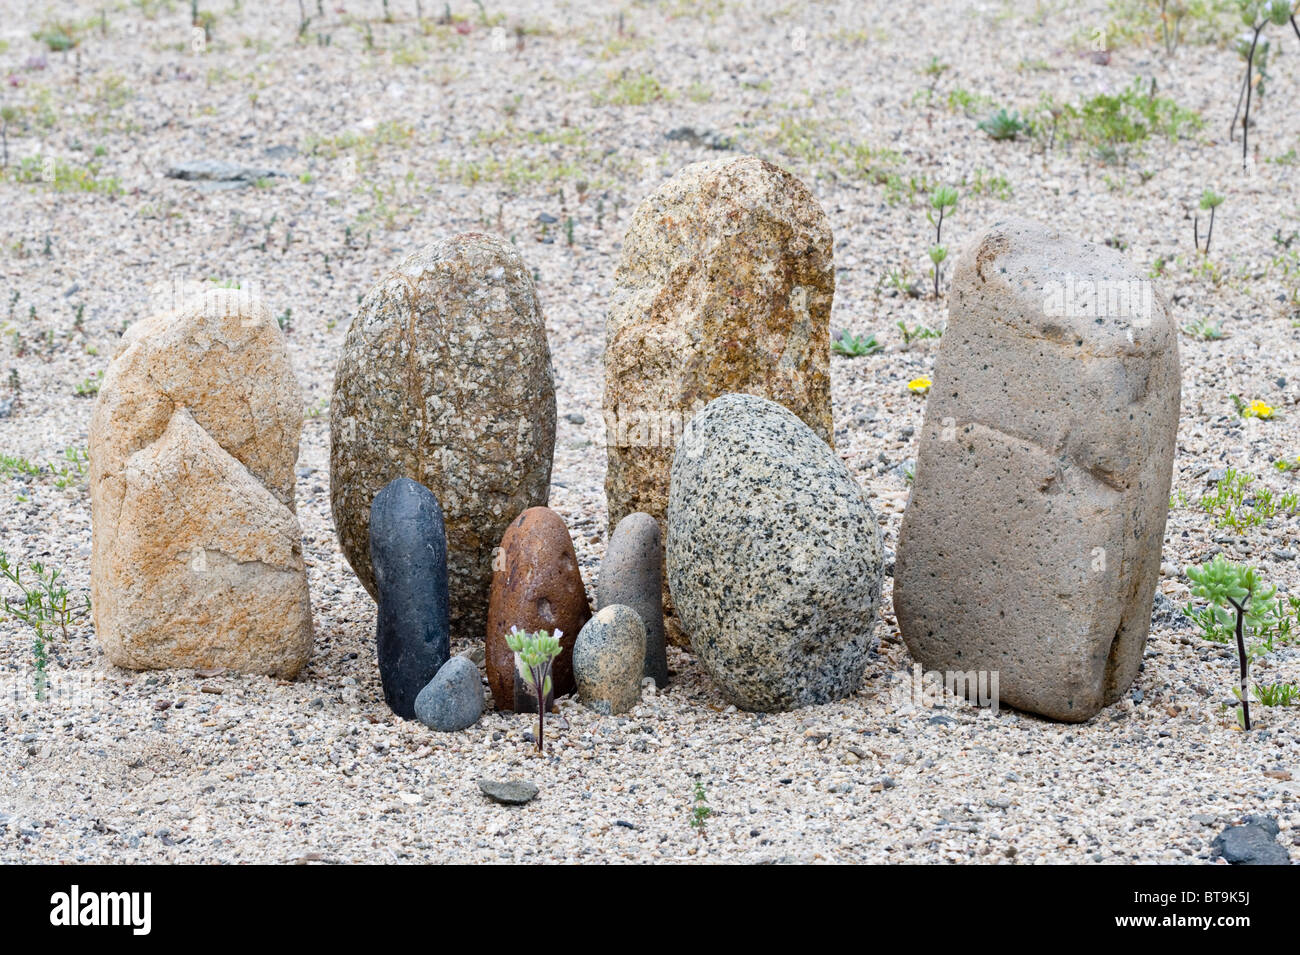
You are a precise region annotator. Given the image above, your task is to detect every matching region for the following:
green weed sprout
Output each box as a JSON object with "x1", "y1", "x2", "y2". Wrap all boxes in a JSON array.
[
  {"x1": 926, "y1": 186, "x2": 958, "y2": 298},
  {"x1": 897, "y1": 321, "x2": 941, "y2": 347},
  {"x1": 1187, "y1": 555, "x2": 1275, "y2": 729},
  {"x1": 0, "y1": 552, "x2": 84, "y2": 700},
  {"x1": 976, "y1": 108, "x2": 1027, "y2": 141},
  {"x1": 1254, "y1": 682, "x2": 1299, "y2": 707},
  {"x1": 1182, "y1": 316, "x2": 1224, "y2": 340},
  {"x1": 505, "y1": 626, "x2": 564, "y2": 752},
  {"x1": 0, "y1": 105, "x2": 18, "y2": 170},
  {"x1": 831, "y1": 330, "x2": 883, "y2": 357},
  {"x1": 1194, "y1": 188, "x2": 1224, "y2": 254},
  {"x1": 690, "y1": 780, "x2": 711, "y2": 838}
]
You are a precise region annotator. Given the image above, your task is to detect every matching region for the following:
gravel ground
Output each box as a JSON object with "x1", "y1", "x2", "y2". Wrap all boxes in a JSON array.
[{"x1": 0, "y1": 0, "x2": 1298, "y2": 863}]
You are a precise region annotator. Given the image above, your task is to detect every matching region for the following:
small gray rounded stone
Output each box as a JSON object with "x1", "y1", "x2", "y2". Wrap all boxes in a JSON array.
[
  {"x1": 574, "y1": 605, "x2": 647, "y2": 715},
  {"x1": 478, "y1": 778, "x2": 538, "y2": 805},
  {"x1": 597, "y1": 512, "x2": 668, "y2": 687},
  {"x1": 413, "y1": 656, "x2": 483, "y2": 732}
]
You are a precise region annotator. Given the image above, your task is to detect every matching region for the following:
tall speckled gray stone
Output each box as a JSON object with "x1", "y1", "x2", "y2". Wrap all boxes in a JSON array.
[
  {"x1": 666, "y1": 393, "x2": 883, "y2": 711},
  {"x1": 597, "y1": 512, "x2": 668, "y2": 687},
  {"x1": 574, "y1": 605, "x2": 647, "y2": 715},
  {"x1": 331, "y1": 233, "x2": 556, "y2": 642},
  {"x1": 894, "y1": 218, "x2": 1180, "y2": 723}
]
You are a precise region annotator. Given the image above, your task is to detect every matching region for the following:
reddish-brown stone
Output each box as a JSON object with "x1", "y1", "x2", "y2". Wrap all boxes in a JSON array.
[{"x1": 486, "y1": 507, "x2": 591, "y2": 712}]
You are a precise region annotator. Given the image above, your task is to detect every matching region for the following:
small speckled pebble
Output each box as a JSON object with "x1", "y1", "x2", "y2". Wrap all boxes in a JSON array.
[{"x1": 574, "y1": 605, "x2": 646, "y2": 715}]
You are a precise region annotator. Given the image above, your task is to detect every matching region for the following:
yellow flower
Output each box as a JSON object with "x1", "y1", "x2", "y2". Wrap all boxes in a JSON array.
[
  {"x1": 908, "y1": 376, "x2": 932, "y2": 394},
  {"x1": 1246, "y1": 400, "x2": 1274, "y2": 420}
]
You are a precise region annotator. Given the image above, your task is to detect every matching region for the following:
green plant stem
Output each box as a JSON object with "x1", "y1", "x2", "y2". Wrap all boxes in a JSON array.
[
  {"x1": 1237, "y1": 25, "x2": 1263, "y2": 171},
  {"x1": 1228, "y1": 596, "x2": 1252, "y2": 730},
  {"x1": 932, "y1": 206, "x2": 945, "y2": 297},
  {"x1": 536, "y1": 666, "x2": 545, "y2": 753}
]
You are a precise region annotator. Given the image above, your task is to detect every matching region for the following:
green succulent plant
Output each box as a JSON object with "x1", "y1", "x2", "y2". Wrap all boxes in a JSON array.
[
  {"x1": 976, "y1": 108, "x2": 1028, "y2": 141},
  {"x1": 505, "y1": 626, "x2": 565, "y2": 752},
  {"x1": 1186, "y1": 555, "x2": 1275, "y2": 729},
  {"x1": 831, "y1": 330, "x2": 883, "y2": 357}
]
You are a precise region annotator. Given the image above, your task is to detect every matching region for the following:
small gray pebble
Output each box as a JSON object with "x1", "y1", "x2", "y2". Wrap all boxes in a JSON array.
[{"x1": 478, "y1": 779, "x2": 538, "y2": 805}]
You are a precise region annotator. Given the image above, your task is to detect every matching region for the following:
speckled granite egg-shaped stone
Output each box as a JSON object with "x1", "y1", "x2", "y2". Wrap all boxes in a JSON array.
[
  {"x1": 485, "y1": 507, "x2": 590, "y2": 712},
  {"x1": 574, "y1": 605, "x2": 647, "y2": 715},
  {"x1": 330, "y1": 233, "x2": 556, "y2": 643},
  {"x1": 666, "y1": 393, "x2": 882, "y2": 711}
]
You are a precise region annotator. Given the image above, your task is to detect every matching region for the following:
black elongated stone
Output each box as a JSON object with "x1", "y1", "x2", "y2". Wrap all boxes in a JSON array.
[{"x1": 370, "y1": 478, "x2": 450, "y2": 718}]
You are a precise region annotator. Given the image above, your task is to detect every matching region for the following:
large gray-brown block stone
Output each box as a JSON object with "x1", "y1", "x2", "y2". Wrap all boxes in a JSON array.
[
  {"x1": 666, "y1": 393, "x2": 882, "y2": 711},
  {"x1": 894, "y1": 218, "x2": 1180, "y2": 723},
  {"x1": 330, "y1": 233, "x2": 556, "y2": 642}
]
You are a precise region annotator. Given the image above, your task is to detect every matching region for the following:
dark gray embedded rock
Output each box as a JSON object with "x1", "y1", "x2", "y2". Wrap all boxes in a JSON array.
[
  {"x1": 332, "y1": 233, "x2": 555, "y2": 643},
  {"x1": 664, "y1": 126, "x2": 735, "y2": 150},
  {"x1": 165, "y1": 159, "x2": 288, "y2": 192},
  {"x1": 597, "y1": 512, "x2": 668, "y2": 687},
  {"x1": 574, "y1": 605, "x2": 647, "y2": 715},
  {"x1": 1150, "y1": 592, "x2": 1191, "y2": 632},
  {"x1": 370, "y1": 478, "x2": 451, "y2": 719},
  {"x1": 1212, "y1": 816, "x2": 1290, "y2": 865},
  {"x1": 414, "y1": 656, "x2": 483, "y2": 732},
  {"x1": 478, "y1": 779, "x2": 538, "y2": 805},
  {"x1": 666, "y1": 393, "x2": 883, "y2": 711},
  {"x1": 894, "y1": 218, "x2": 1181, "y2": 723}
]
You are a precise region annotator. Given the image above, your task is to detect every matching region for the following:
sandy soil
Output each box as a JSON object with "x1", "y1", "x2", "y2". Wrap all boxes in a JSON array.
[{"x1": 0, "y1": 0, "x2": 1297, "y2": 862}]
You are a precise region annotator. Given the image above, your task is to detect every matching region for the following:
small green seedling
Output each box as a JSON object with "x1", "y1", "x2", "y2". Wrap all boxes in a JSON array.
[
  {"x1": 976, "y1": 108, "x2": 1028, "y2": 141},
  {"x1": 0, "y1": 105, "x2": 19, "y2": 170},
  {"x1": 1193, "y1": 466, "x2": 1298, "y2": 534},
  {"x1": 1254, "y1": 682, "x2": 1299, "y2": 707},
  {"x1": 1182, "y1": 317, "x2": 1224, "y2": 340},
  {"x1": 831, "y1": 330, "x2": 883, "y2": 357},
  {"x1": 926, "y1": 186, "x2": 958, "y2": 298},
  {"x1": 1194, "y1": 189, "x2": 1224, "y2": 254},
  {"x1": 690, "y1": 780, "x2": 711, "y2": 838},
  {"x1": 897, "y1": 321, "x2": 941, "y2": 347},
  {"x1": 505, "y1": 626, "x2": 564, "y2": 753},
  {"x1": 1187, "y1": 555, "x2": 1274, "y2": 729},
  {"x1": 73, "y1": 370, "x2": 103, "y2": 398},
  {"x1": 49, "y1": 447, "x2": 88, "y2": 490}
]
